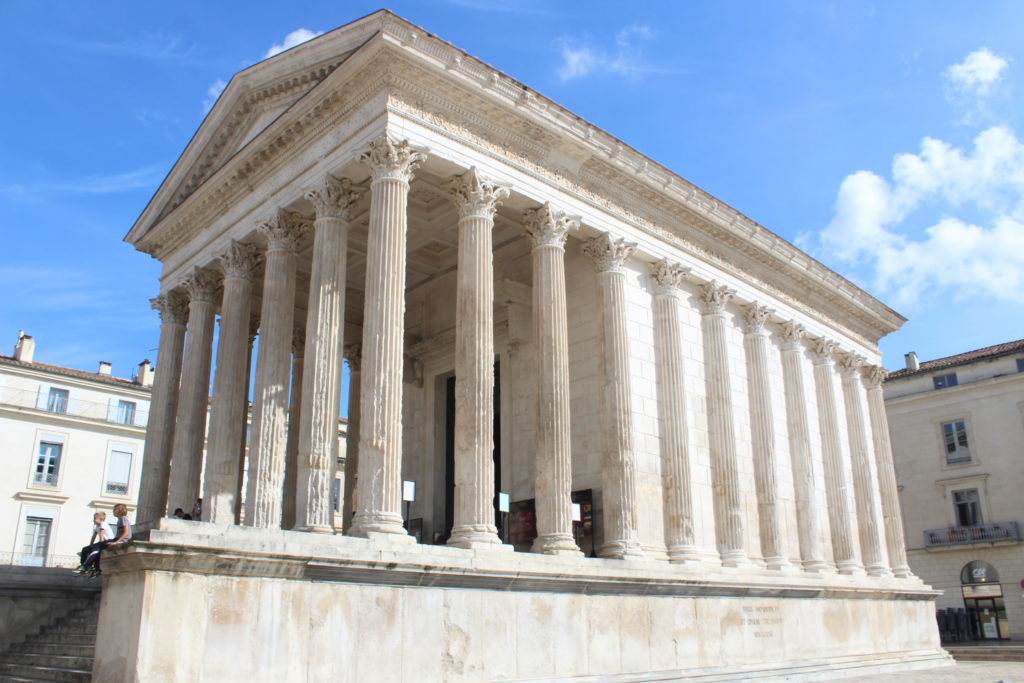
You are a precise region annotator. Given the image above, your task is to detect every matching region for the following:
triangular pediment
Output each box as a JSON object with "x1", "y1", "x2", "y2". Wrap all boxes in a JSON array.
[{"x1": 127, "y1": 10, "x2": 391, "y2": 244}]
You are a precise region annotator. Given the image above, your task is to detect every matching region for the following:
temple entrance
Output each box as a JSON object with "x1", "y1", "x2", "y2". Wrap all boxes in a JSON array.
[{"x1": 440, "y1": 360, "x2": 501, "y2": 543}]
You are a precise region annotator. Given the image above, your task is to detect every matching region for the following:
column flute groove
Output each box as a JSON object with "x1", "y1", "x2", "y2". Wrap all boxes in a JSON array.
[
  {"x1": 137, "y1": 290, "x2": 188, "y2": 522},
  {"x1": 350, "y1": 136, "x2": 425, "y2": 538},
  {"x1": 810, "y1": 337, "x2": 860, "y2": 574},
  {"x1": 526, "y1": 204, "x2": 582, "y2": 556},
  {"x1": 582, "y1": 233, "x2": 644, "y2": 559},
  {"x1": 698, "y1": 281, "x2": 748, "y2": 567},
  {"x1": 650, "y1": 260, "x2": 700, "y2": 563},
  {"x1": 741, "y1": 302, "x2": 789, "y2": 569},
  {"x1": 445, "y1": 168, "x2": 509, "y2": 548}
]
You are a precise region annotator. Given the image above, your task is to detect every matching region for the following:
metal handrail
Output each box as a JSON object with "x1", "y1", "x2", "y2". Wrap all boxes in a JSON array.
[
  {"x1": 924, "y1": 522, "x2": 1020, "y2": 547},
  {"x1": 0, "y1": 551, "x2": 80, "y2": 568}
]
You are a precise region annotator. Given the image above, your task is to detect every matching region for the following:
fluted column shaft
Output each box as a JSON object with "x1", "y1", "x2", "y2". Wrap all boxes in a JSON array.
[
  {"x1": 583, "y1": 234, "x2": 643, "y2": 559},
  {"x1": 699, "y1": 282, "x2": 748, "y2": 567},
  {"x1": 137, "y1": 291, "x2": 188, "y2": 523},
  {"x1": 245, "y1": 214, "x2": 304, "y2": 528},
  {"x1": 779, "y1": 322, "x2": 828, "y2": 572},
  {"x1": 527, "y1": 205, "x2": 581, "y2": 556},
  {"x1": 351, "y1": 137, "x2": 424, "y2": 538},
  {"x1": 811, "y1": 338, "x2": 859, "y2": 574},
  {"x1": 166, "y1": 269, "x2": 219, "y2": 513},
  {"x1": 281, "y1": 328, "x2": 305, "y2": 531},
  {"x1": 840, "y1": 355, "x2": 889, "y2": 576},
  {"x1": 865, "y1": 366, "x2": 912, "y2": 577},
  {"x1": 446, "y1": 169, "x2": 508, "y2": 548},
  {"x1": 741, "y1": 304, "x2": 788, "y2": 569},
  {"x1": 649, "y1": 261, "x2": 699, "y2": 563},
  {"x1": 342, "y1": 346, "x2": 361, "y2": 533},
  {"x1": 204, "y1": 242, "x2": 258, "y2": 523}
]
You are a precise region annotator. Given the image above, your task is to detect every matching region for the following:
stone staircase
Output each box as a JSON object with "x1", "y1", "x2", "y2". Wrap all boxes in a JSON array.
[
  {"x1": 945, "y1": 644, "x2": 1024, "y2": 662},
  {"x1": 0, "y1": 596, "x2": 98, "y2": 682}
]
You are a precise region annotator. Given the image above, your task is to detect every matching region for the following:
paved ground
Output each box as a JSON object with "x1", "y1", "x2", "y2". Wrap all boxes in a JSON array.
[{"x1": 839, "y1": 660, "x2": 1024, "y2": 682}]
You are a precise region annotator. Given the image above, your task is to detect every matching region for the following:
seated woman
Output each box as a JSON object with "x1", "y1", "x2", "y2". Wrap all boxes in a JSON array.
[{"x1": 78, "y1": 503, "x2": 132, "y2": 577}]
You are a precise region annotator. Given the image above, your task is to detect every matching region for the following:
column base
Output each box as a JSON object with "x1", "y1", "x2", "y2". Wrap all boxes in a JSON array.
[
  {"x1": 764, "y1": 555, "x2": 793, "y2": 571},
  {"x1": 836, "y1": 559, "x2": 865, "y2": 576},
  {"x1": 448, "y1": 524, "x2": 501, "y2": 549},
  {"x1": 801, "y1": 559, "x2": 832, "y2": 573},
  {"x1": 866, "y1": 563, "x2": 893, "y2": 578},
  {"x1": 293, "y1": 524, "x2": 335, "y2": 534},
  {"x1": 720, "y1": 549, "x2": 751, "y2": 568},
  {"x1": 532, "y1": 534, "x2": 583, "y2": 556},
  {"x1": 667, "y1": 545, "x2": 703, "y2": 564},
  {"x1": 599, "y1": 540, "x2": 646, "y2": 560},
  {"x1": 892, "y1": 564, "x2": 915, "y2": 579},
  {"x1": 349, "y1": 511, "x2": 407, "y2": 538}
]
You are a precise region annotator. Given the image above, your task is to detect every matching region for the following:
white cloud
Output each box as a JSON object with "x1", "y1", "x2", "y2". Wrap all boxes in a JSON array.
[
  {"x1": 556, "y1": 25, "x2": 675, "y2": 83},
  {"x1": 816, "y1": 126, "x2": 1024, "y2": 308},
  {"x1": 263, "y1": 28, "x2": 322, "y2": 60},
  {"x1": 944, "y1": 48, "x2": 1008, "y2": 97}
]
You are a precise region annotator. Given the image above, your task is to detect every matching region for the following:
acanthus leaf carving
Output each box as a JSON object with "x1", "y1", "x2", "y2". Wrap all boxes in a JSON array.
[
  {"x1": 259, "y1": 208, "x2": 310, "y2": 252},
  {"x1": 582, "y1": 233, "x2": 636, "y2": 274},
  {"x1": 741, "y1": 302, "x2": 774, "y2": 334},
  {"x1": 183, "y1": 267, "x2": 221, "y2": 304},
  {"x1": 151, "y1": 290, "x2": 189, "y2": 326},
  {"x1": 444, "y1": 167, "x2": 510, "y2": 220},
  {"x1": 523, "y1": 203, "x2": 578, "y2": 250},
  {"x1": 218, "y1": 240, "x2": 260, "y2": 281},
  {"x1": 650, "y1": 259, "x2": 690, "y2": 294},
  {"x1": 698, "y1": 280, "x2": 735, "y2": 316},
  {"x1": 359, "y1": 135, "x2": 426, "y2": 183},
  {"x1": 306, "y1": 174, "x2": 364, "y2": 220},
  {"x1": 809, "y1": 336, "x2": 838, "y2": 362}
]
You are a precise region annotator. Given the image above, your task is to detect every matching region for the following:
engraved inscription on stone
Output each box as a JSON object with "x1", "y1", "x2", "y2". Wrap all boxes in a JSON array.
[{"x1": 742, "y1": 605, "x2": 782, "y2": 638}]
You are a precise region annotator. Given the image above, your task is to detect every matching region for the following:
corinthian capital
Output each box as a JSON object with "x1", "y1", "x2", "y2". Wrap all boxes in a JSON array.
[
  {"x1": 838, "y1": 351, "x2": 867, "y2": 376},
  {"x1": 445, "y1": 167, "x2": 510, "y2": 220},
  {"x1": 863, "y1": 364, "x2": 887, "y2": 388},
  {"x1": 650, "y1": 259, "x2": 690, "y2": 294},
  {"x1": 698, "y1": 281, "x2": 735, "y2": 315},
  {"x1": 778, "y1": 320, "x2": 805, "y2": 347},
  {"x1": 582, "y1": 233, "x2": 636, "y2": 273},
  {"x1": 259, "y1": 209, "x2": 310, "y2": 252},
  {"x1": 523, "y1": 203, "x2": 578, "y2": 250},
  {"x1": 305, "y1": 174, "x2": 363, "y2": 220},
  {"x1": 360, "y1": 135, "x2": 426, "y2": 183},
  {"x1": 809, "y1": 336, "x2": 837, "y2": 363},
  {"x1": 184, "y1": 267, "x2": 220, "y2": 304},
  {"x1": 741, "y1": 302, "x2": 774, "y2": 334},
  {"x1": 151, "y1": 290, "x2": 189, "y2": 325},
  {"x1": 218, "y1": 240, "x2": 260, "y2": 281},
  {"x1": 345, "y1": 343, "x2": 362, "y2": 373}
]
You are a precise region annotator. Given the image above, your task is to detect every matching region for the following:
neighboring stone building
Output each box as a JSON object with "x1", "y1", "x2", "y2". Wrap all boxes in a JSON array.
[
  {"x1": 101, "y1": 10, "x2": 948, "y2": 681},
  {"x1": 886, "y1": 339, "x2": 1024, "y2": 641},
  {"x1": 0, "y1": 332, "x2": 151, "y2": 567}
]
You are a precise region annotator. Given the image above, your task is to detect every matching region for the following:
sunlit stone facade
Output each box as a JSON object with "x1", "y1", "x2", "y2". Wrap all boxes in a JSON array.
[{"x1": 100, "y1": 11, "x2": 948, "y2": 682}]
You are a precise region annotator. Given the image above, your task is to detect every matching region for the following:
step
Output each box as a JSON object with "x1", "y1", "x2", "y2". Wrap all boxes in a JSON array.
[
  {"x1": 0, "y1": 654, "x2": 92, "y2": 671},
  {"x1": 28, "y1": 634, "x2": 95, "y2": 646},
  {"x1": 9, "y1": 643, "x2": 93, "y2": 658},
  {"x1": 38, "y1": 625, "x2": 96, "y2": 637},
  {"x1": 0, "y1": 663, "x2": 90, "y2": 683}
]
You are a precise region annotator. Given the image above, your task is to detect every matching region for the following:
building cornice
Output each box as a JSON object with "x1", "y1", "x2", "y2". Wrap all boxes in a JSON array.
[{"x1": 0, "y1": 357, "x2": 151, "y2": 398}]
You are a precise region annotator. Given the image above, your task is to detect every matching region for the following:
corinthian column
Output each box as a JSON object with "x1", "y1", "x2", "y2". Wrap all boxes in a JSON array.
[
  {"x1": 810, "y1": 337, "x2": 860, "y2": 574},
  {"x1": 137, "y1": 290, "x2": 188, "y2": 523},
  {"x1": 166, "y1": 268, "x2": 219, "y2": 514},
  {"x1": 864, "y1": 365, "x2": 913, "y2": 578},
  {"x1": 204, "y1": 241, "x2": 259, "y2": 523},
  {"x1": 778, "y1": 321, "x2": 828, "y2": 572},
  {"x1": 350, "y1": 136, "x2": 425, "y2": 538},
  {"x1": 649, "y1": 260, "x2": 699, "y2": 563},
  {"x1": 741, "y1": 303, "x2": 789, "y2": 569},
  {"x1": 444, "y1": 168, "x2": 509, "y2": 548},
  {"x1": 839, "y1": 353, "x2": 890, "y2": 577},
  {"x1": 281, "y1": 326, "x2": 305, "y2": 530},
  {"x1": 342, "y1": 344, "x2": 361, "y2": 533},
  {"x1": 582, "y1": 233, "x2": 643, "y2": 559},
  {"x1": 525, "y1": 204, "x2": 582, "y2": 556},
  {"x1": 296, "y1": 175, "x2": 362, "y2": 533},
  {"x1": 699, "y1": 281, "x2": 748, "y2": 567},
  {"x1": 244, "y1": 210, "x2": 307, "y2": 528}
]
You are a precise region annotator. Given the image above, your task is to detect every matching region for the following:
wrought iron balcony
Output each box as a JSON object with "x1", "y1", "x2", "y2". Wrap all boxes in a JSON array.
[{"x1": 924, "y1": 522, "x2": 1020, "y2": 547}]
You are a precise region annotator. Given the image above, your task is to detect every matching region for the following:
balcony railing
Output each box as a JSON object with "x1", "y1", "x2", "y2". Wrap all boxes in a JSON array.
[
  {"x1": 924, "y1": 522, "x2": 1020, "y2": 547},
  {"x1": 0, "y1": 551, "x2": 79, "y2": 568},
  {"x1": 0, "y1": 387, "x2": 148, "y2": 426}
]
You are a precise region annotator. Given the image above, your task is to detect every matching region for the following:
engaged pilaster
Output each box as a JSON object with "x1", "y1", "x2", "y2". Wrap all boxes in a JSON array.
[
  {"x1": 204, "y1": 241, "x2": 259, "y2": 523},
  {"x1": 137, "y1": 290, "x2": 188, "y2": 523},
  {"x1": 166, "y1": 267, "x2": 220, "y2": 514},
  {"x1": 778, "y1": 321, "x2": 828, "y2": 572},
  {"x1": 281, "y1": 326, "x2": 305, "y2": 531},
  {"x1": 698, "y1": 281, "x2": 748, "y2": 567},
  {"x1": 350, "y1": 136, "x2": 425, "y2": 538},
  {"x1": 741, "y1": 302, "x2": 789, "y2": 570},
  {"x1": 864, "y1": 365, "x2": 913, "y2": 578},
  {"x1": 650, "y1": 260, "x2": 700, "y2": 563},
  {"x1": 295, "y1": 174, "x2": 362, "y2": 533},
  {"x1": 525, "y1": 204, "x2": 582, "y2": 556},
  {"x1": 445, "y1": 168, "x2": 509, "y2": 548},
  {"x1": 582, "y1": 233, "x2": 644, "y2": 559},
  {"x1": 245, "y1": 210, "x2": 307, "y2": 528},
  {"x1": 810, "y1": 337, "x2": 860, "y2": 574}
]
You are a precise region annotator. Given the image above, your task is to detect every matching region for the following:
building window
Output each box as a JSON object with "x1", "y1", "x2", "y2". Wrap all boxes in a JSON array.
[
  {"x1": 1017, "y1": 358, "x2": 1024, "y2": 373},
  {"x1": 942, "y1": 420, "x2": 971, "y2": 464},
  {"x1": 953, "y1": 489, "x2": 983, "y2": 527},
  {"x1": 933, "y1": 373, "x2": 958, "y2": 389},
  {"x1": 22, "y1": 517, "x2": 52, "y2": 565},
  {"x1": 116, "y1": 400, "x2": 136, "y2": 425},
  {"x1": 46, "y1": 388, "x2": 69, "y2": 413},
  {"x1": 333, "y1": 478, "x2": 341, "y2": 512},
  {"x1": 34, "y1": 442, "x2": 62, "y2": 486},
  {"x1": 105, "y1": 449, "x2": 133, "y2": 495}
]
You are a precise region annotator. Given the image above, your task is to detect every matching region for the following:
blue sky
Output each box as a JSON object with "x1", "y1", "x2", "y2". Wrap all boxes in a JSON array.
[{"x1": 2, "y1": 1, "x2": 1023, "y2": 406}]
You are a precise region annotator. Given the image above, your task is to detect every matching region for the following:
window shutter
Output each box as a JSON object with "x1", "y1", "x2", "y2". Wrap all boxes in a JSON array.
[
  {"x1": 35, "y1": 386, "x2": 47, "y2": 410},
  {"x1": 107, "y1": 398, "x2": 119, "y2": 422}
]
